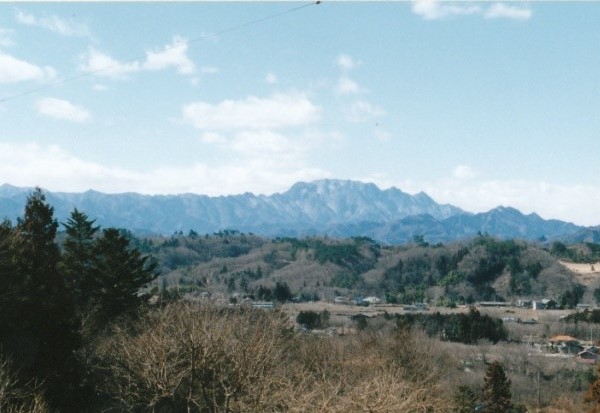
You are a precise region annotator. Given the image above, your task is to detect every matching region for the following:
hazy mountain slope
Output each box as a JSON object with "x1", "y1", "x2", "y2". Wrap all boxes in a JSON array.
[
  {"x1": 324, "y1": 208, "x2": 582, "y2": 243},
  {"x1": 0, "y1": 181, "x2": 585, "y2": 243},
  {"x1": 553, "y1": 226, "x2": 600, "y2": 244},
  {"x1": 441, "y1": 207, "x2": 581, "y2": 241},
  {"x1": 0, "y1": 180, "x2": 463, "y2": 234}
]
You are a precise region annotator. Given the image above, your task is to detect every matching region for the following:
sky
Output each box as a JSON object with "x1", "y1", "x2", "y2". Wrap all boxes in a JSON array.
[{"x1": 0, "y1": 1, "x2": 598, "y2": 226}]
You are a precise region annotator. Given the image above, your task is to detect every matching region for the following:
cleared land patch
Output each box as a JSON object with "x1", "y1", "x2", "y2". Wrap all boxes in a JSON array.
[{"x1": 559, "y1": 260, "x2": 600, "y2": 286}]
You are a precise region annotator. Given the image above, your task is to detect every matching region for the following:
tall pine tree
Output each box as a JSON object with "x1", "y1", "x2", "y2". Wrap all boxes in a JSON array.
[
  {"x1": 481, "y1": 360, "x2": 513, "y2": 413},
  {"x1": 0, "y1": 220, "x2": 22, "y2": 352},
  {"x1": 453, "y1": 385, "x2": 478, "y2": 413},
  {"x1": 89, "y1": 227, "x2": 157, "y2": 327},
  {"x1": 60, "y1": 209, "x2": 100, "y2": 318},
  {"x1": 5, "y1": 189, "x2": 79, "y2": 410}
]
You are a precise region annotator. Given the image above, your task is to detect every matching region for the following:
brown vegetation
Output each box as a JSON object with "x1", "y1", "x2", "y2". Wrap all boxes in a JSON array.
[
  {"x1": 0, "y1": 356, "x2": 48, "y2": 413},
  {"x1": 84, "y1": 303, "x2": 453, "y2": 412}
]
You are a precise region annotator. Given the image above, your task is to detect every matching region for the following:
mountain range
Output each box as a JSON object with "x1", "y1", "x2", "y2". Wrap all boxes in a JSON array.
[{"x1": 0, "y1": 180, "x2": 590, "y2": 244}]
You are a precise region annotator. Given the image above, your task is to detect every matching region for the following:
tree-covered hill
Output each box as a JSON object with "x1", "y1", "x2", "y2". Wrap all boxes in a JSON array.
[{"x1": 145, "y1": 230, "x2": 600, "y2": 308}]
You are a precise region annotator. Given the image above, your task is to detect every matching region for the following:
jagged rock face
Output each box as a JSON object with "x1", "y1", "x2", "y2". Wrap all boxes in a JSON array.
[{"x1": 0, "y1": 180, "x2": 583, "y2": 243}]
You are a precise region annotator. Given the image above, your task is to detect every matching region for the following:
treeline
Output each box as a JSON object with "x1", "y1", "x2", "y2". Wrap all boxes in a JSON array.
[
  {"x1": 145, "y1": 231, "x2": 264, "y2": 270},
  {"x1": 392, "y1": 308, "x2": 508, "y2": 344},
  {"x1": 550, "y1": 241, "x2": 600, "y2": 263},
  {"x1": 564, "y1": 309, "x2": 600, "y2": 324},
  {"x1": 0, "y1": 189, "x2": 156, "y2": 411}
]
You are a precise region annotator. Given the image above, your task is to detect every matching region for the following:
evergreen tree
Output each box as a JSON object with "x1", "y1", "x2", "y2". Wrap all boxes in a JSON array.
[
  {"x1": 453, "y1": 385, "x2": 478, "y2": 413},
  {"x1": 89, "y1": 227, "x2": 157, "y2": 326},
  {"x1": 60, "y1": 209, "x2": 100, "y2": 315},
  {"x1": 2, "y1": 189, "x2": 79, "y2": 410},
  {"x1": 585, "y1": 360, "x2": 600, "y2": 409},
  {"x1": 0, "y1": 220, "x2": 22, "y2": 347},
  {"x1": 273, "y1": 281, "x2": 292, "y2": 302},
  {"x1": 481, "y1": 361, "x2": 513, "y2": 413}
]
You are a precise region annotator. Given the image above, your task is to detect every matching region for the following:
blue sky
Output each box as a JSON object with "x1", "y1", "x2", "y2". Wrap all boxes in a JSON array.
[{"x1": 0, "y1": 1, "x2": 598, "y2": 226}]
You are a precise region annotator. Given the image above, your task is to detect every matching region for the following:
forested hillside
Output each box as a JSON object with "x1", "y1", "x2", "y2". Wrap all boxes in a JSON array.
[{"x1": 147, "y1": 228, "x2": 600, "y2": 308}]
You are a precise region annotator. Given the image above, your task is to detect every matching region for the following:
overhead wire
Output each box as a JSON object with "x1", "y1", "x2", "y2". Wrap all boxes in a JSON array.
[{"x1": 0, "y1": 1, "x2": 320, "y2": 104}]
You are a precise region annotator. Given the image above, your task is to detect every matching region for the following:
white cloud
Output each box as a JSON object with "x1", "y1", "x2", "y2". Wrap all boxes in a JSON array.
[
  {"x1": 200, "y1": 132, "x2": 227, "y2": 144},
  {"x1": 0, "y1": 143, "x2": 138, "y2": 193},
  {"x1": 335, "y1": 54, "x2": 363, "y2": 95},
  {"x1": 15, "y1": 9, "x2": 91, "y2": 37},
  {"x1": 35, "y1": 97, "x2": 91, "y2": 123},
  {"x1": 347, "y1": 100, "x2": 386, "y2": 122},
  {"x1": 182, "y1": 92, "x2": 320, "y2": 131},
  {"x1": 484, "y1": 3, "x2": 532, "y2": 20},
  {"x1": 143, "y1": 36, "x2": 195, "y2": 75},
  {"x1": 80, "y1": 36, "x2": 198, "y2": 80},
  {"x1": 230, "y1": 130, "x2": 298, "y2": 158},
  {"x1": 265, "y1": 72, "x2": 278, "y2": 84},
  {"x1": 0, "y1": 27, "x2": 14, "y2": 47},
  {"x1": 337, "y1": 54, "x2": 358, "y2": 70},
  {"x1": 0, "y1": 142, "x2": 330, "y2": 198},
  {"x1": 452, "y1": 165, "x2": 477, "y2": 180},
  {"x1": 412, "y1": 0, "x2": 481, "y2": 20},
  {"x1": 92, "y1": 84, "x2": 107, "y2": 91},
  {"x1": 412, "y1": 0, "x2": 531, "y2": 21},
  {"x1": 395, "y1": 173, "x2": 599, "y2": 226},
  {"x1": 0, "y1": 51, "x2": 56, "y2": 83},
  {"x1": 80, "y1": 48, "x2": 140, "y2": 79},
  {"x1": 337, "y1": 76, "x2": 360, "y2": 95},
  {"x1": 146, "y1": 161, "x2": 329, "y2": 197}
]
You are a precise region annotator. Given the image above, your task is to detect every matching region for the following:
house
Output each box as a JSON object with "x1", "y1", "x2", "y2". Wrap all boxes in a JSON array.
[
  {"x1": 362, "y1": 296, "x2": 382, "y2": 305},
  {"x1": 533, "y1": 299, "x2": 557, "y2": 310},
  {"x1": 577, "y1": 349, "x2": 598, "y2": 364},
  {"x1": 403, "y1": 303, "x2": 428, "y2": 312},
  {"x1": 549, "y1": 335, "x2": 583, "y2": 354},
  {"x1": 334, "y1": 296, "x2": 349, "y2": 304},
  {"x1": 478, "y1": 301, "x2": 510, "y2": 307},
  {"x1": 549, "y1": 335, "x2": 579, "y2": 345},
  {"x1": 252, "y1": 301, "x2": 275, "y2": 309}
]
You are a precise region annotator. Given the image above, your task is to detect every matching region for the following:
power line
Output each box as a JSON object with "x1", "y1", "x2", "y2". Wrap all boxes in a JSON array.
[{"x1": 0, "y1": 1, "x2": 319, "y2": 104}]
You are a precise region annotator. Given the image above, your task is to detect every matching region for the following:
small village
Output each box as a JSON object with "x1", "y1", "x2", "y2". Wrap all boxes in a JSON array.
[{"x1": 174, "y1": 288, "x2": 600, "y2": 368}]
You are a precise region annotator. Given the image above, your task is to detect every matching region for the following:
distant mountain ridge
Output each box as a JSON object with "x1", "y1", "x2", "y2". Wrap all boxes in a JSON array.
[{"x1": 0, "y1": 180, "x2": 585, "y2": 243}]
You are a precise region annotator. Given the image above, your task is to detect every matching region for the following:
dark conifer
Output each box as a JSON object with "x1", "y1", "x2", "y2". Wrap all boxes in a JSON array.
[
  {"x1": 60, "y1": 209, "x2": 100, "y2": 315},
  {"x1": 481, "y1": 361, "x2": 513, "y2": 413},
  {"x1": 9, "y1": 189, "x2": 79, "y2": 410},
  {"x1": 89, "y1": 227, "x2": 157, "y2": 326},
  {"x1": 453, "y1": 385, "x2": 478, "y2": 413}
]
